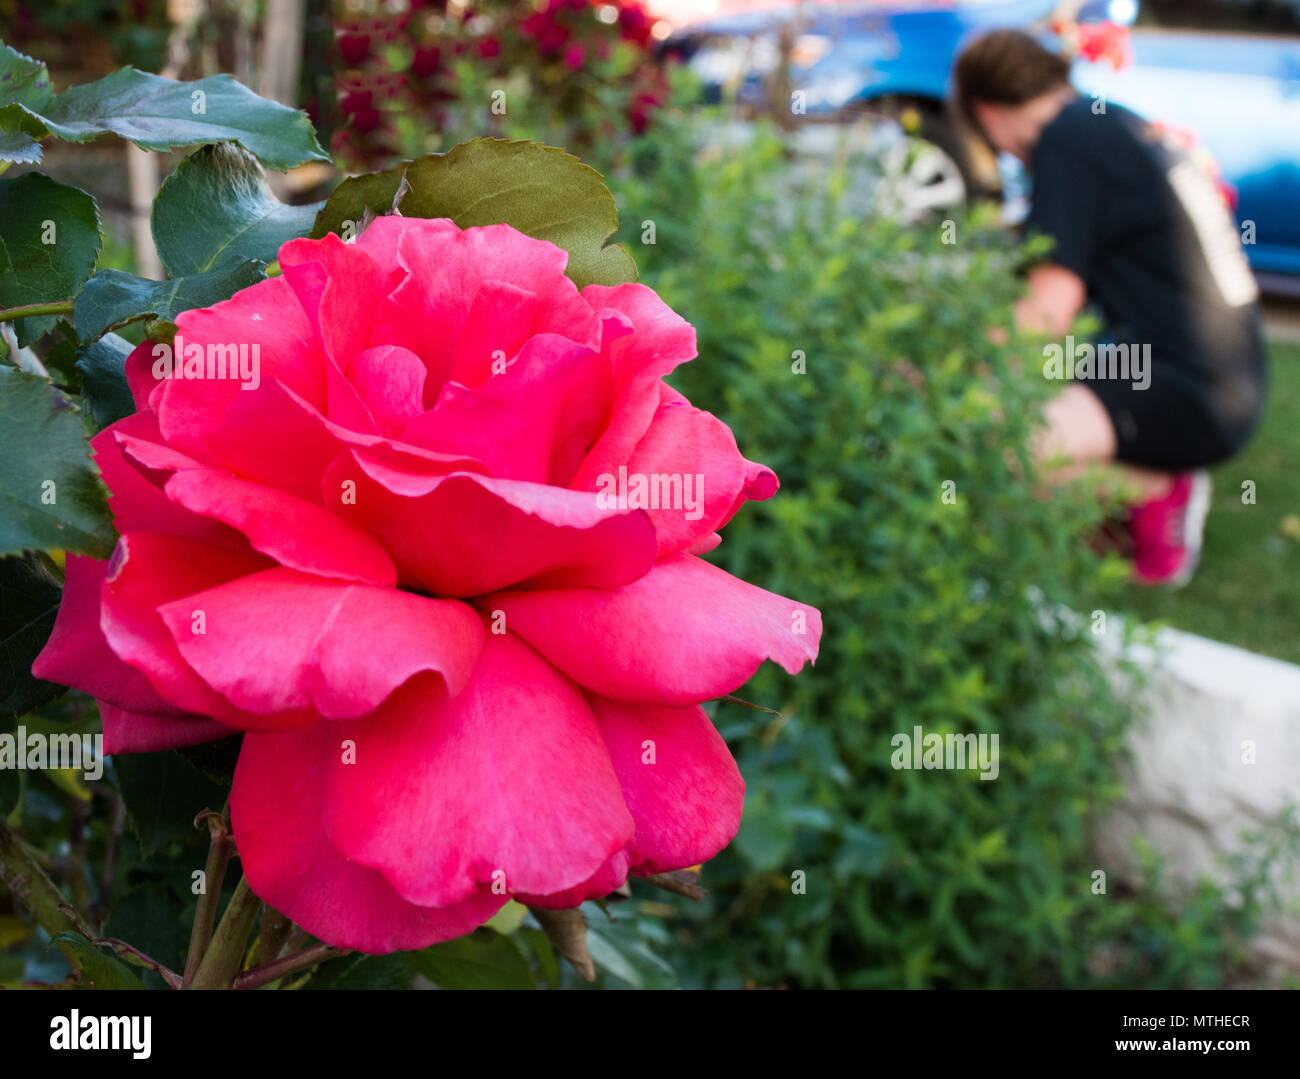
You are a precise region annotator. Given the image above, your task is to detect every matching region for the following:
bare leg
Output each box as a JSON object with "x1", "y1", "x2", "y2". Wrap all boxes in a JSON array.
[{"x1": 1034, "y1": 383, "x2": 1176, "y2": 500}]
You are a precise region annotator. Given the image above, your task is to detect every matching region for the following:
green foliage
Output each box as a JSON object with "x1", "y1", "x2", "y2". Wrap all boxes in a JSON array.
[
  {"x1": 409, "y1": 930, "x2": 535, "y2": 990},
  {"x1": 75, "y1": 332, "x2": 135, "y2": 430},
  {"x1": 151, "y1": 144, "x2": 323, "y2": 276},
  {"x1": 608, "y1": 116, "x2": 1293, "y2": 988},
  {"x1": 313, "y1": 138, "x2": 636, "y2": 289},
  {"x1": 0, "y1": 172, "x2": 101, "y2": 345},
  {"x1": 112, "y1": 750, "x2": 229, "y2": 859},
  {"x1": 0, "y1": 552, "x2": 64, "y2": 721},
  {"x1": 0, "y1": 44, "x2": 327, "y2": 169},
  {"x1": 50, "y1": 931, "x2": 146, "y2": 989},
  {"x1": 71, "y1": 260, "x2": 267, "y2": 343},
  {"x1": 0, "y1": 366, "x2": 114, "y2": 556}
]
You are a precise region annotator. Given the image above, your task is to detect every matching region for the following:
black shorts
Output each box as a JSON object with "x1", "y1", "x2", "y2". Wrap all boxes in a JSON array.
[{"x1": 1080, "y1": 361, "x2": 1266, "y2": 472}]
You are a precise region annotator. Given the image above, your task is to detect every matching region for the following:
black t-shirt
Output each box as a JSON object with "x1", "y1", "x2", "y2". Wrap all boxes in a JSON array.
[{"x1": 1024, "y1": 97, "x2": 1264, "y2": 397}]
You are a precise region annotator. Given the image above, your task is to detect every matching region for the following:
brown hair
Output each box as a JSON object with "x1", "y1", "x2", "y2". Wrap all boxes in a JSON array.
[{"x1": 952, "y1": 30, "x2": 1072, "y2": 136}]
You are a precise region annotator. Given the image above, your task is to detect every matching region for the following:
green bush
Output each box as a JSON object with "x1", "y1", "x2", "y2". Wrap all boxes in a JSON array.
[{"x1": 604, "y1": 117, "x2": 1293, "y2": 988}]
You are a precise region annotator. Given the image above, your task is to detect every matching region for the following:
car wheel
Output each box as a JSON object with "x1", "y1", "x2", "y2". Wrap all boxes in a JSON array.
[{"x1": 837, "y1": 99, "x2": 999, "y2": 218}]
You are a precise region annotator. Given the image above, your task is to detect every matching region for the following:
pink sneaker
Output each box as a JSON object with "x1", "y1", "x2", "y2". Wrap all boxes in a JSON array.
[{"x1": 1128, "y1": 471, "x2": 1211, "y2": 587}]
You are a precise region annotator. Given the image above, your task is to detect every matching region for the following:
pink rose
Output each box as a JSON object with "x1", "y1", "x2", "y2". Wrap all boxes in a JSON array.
[{"x1": 34, "y1": 218, "x2": 821, "y2": 952}]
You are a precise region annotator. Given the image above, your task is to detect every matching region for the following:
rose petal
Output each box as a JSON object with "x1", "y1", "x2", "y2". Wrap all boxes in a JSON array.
[
  {"x1": 569, "y1": 282, "x2": 697, "y2": 492},
  {"x1": 400, "y1": 333, "x2": 604, "y2": 484},
  {"x1": 368, "y1": 220, "x2": 601, "y2": 398},
  {"x1": 347, "y1": 345, "x2": 426, "y2": 437},
  {"x1": 191, "y1": 377, "x2": 483, "y2": 504},
  {"x1": 231, "y1": 724, "x2": 506, "y2": 953},
  {"x1": 149, "y1": 275, "x2": 328, "y2": 465},
  {"x1": 602, "y1": 388, "x2": 774, "y2": 557},
  {"x1": 279, "y1": 232, "x2": 385, "y2": 367},
  {"x1": 33, "y1": 555, "x2": 192, "y2": 716},
  {"x1": 322, "y1": 451, "x2": 658, "y2": 596},
  {"x1": 98, "y1": 533, "x2": 302, "y2": 726},
  {"x1": 99, "y1": 701, "x2": 235, "y2": 755},
  {"x1": 322, "y1": 636, "x2": 635, "y2": 907},
  {"x1": 517, "y1": 849, "x2": 632, "y2": 909},
  {"x1": 163, "y1": 469, "x2": 397, "y2": 586},
  {"x1": 92, "y1": 418, "x2": 233, "y2": 544},
  {"x1": 158, "y1": 567, "x2": 484, "y2": 719},
  {"x1": 489, "y1": 553, "x2": 822, "y2": 705},
  {"x1": 591, "y1": 696, "x2": 744, "y2": 874}
]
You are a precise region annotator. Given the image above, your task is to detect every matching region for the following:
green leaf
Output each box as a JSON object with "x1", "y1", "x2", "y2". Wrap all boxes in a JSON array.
[
  {"x1": 583, "y1": 910, "x2": 677, "y2": 989},
  {"x1": 311, "y1": 169, "x2": 404, "y2": 241},
  {"x1": 0, "y1": 67, "x2": 328, "y2": 171},
  {"x1": 103, "y1": 887, "x2": 187, "y2": 974},
  {"x1": 175, "y1": 735, "x2": 242, "y2": 788},
  {"x1": 484, "y1": 898, "x2": 527, "y2": 935},
  {"x1": 731, "y1": 787, "x2": 797, "y2": 872},
  {"x1": 0, "y1": 367, "x2": 114, "y2": 556},
  {"x1": 516, "y1": 926, "x2": 560, "y2": 988},
  {"x1": 153, "y1": 144, "x2": 323, "y2": 277},
  {"x1": 113, "y1": 749, "x2": 230, "y2": 858},
  {"x1": 72, "y1": 260, "x2": 266, "y2": 344},
  {"x1": 0, "y1": 173, "x2": 102, "y2": 346},
  {"x1": 0, "y1": 43, "x2": 53, "y2": 110},
  {"x1": 0, "y1": 552, "x2": 65, "y2": 722},
  {"x1": 0, "y1": 130, "x2": 41, "y2": 164},
  {"x1": 0, "y1": 44, "x2": 52, "y2": 165},
  {"x1": 304, "y1": 952, "x2": 413, "y2": 990},
  {"x1": 75, "y1": 332, "x2": 135, "y2": 429},
  {"x1": 312, "y1": 139, "x2": 637, "y2": 289},
  {"x1": 410, "y1": 929, "x2": 534, "y2": 989},
  {"x1": 50, "y1": 932, "x2": 146, "y2": 989}
]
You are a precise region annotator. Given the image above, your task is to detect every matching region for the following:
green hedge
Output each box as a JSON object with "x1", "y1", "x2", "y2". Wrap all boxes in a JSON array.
[{"x1": 602, "y1": 117, "x2": 1292, "y2": 988}]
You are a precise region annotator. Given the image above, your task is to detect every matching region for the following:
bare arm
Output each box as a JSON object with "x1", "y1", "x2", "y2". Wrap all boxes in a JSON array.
[{"x1": 1015, "y1": 262, "x2": 1086, "y2": 337}]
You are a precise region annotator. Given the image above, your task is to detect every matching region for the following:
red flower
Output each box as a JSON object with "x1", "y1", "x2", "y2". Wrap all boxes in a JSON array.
[
  {"x1": 338, "y1": 31, "x2": 371, "y2": 67},
  {"x1": 411, "y1": 45, "x2": 442, "y2": 79},
  {"x1": 1072, "y1": 21, "x2": 1133, "y2": 71},
  {"x1": 35, "y1": 218, "x2": 821, "y2": 952},
  {"x1": 619, "y1": 3, "x2": 653, "y2": 48}
]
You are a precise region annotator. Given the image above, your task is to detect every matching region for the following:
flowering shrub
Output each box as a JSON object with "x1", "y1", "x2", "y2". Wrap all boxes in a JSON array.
[{"x1": 329, "y1": 0, "x2": 671, "y2": 169}]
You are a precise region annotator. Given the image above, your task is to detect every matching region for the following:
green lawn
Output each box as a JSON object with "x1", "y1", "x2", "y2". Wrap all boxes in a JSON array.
[{"x1": 1116, "y1": 341, "x2": 1300, "y2": 664}]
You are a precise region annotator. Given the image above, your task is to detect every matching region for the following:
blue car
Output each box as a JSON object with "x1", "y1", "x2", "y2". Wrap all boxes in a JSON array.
[{"x1": 667, "y1": 0, "x2": 1300, "y2": 285}]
